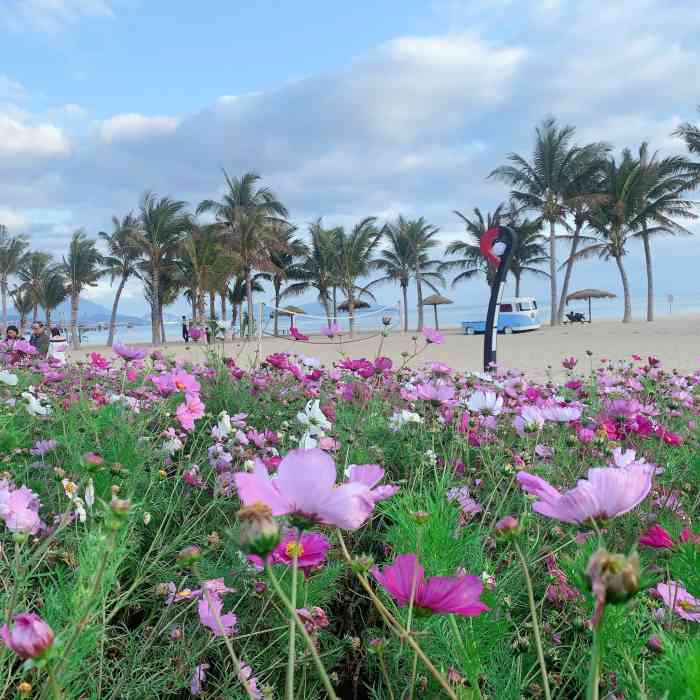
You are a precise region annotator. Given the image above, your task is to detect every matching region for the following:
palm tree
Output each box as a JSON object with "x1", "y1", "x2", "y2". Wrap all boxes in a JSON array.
[
  {"x1": 37, "y1": 269, "x2": 68, "y2": 326},
  {"x1": 633, "y1": 143, "x2": 697, "y2": 321},
  {"x1": 371, "y1": 217, "x2": 443, "y2": 331},
  {"x1": 491, "y1": 119, "x2": 608, "y2": 325},
  {"x1": 132, "y1": 192, "x2": 189, "y2": 345},
  {"x1": 334, "y1": 218, "x2": 382, "y2": 335},
  {"x1": 99, "y1": 214, "x2": 141, "y2": 346},
  {"x1": 283, "y1": 219, "x2": 340, "y2": 325},
  {"x1": 673, "y1": 107, "x2": 700, "y2": 158},
  {"x1": 10, "y1": 287, "x2": 33, "y2": 334},
  {"x1": 504, "y1": 213, "x2": 549, "y2": 296},
  {"x1": 18, "y1": 251, "x2": 54, "y2": 322},
  {"x1": 197, "y1": 172, "x2": 288, "y2": 338},
  {"x1": 441, "y1": 206, "x2": 504, "y2": 288},
  {"x1": 179, "y1": 221, "x2": 221, "y2": 324},
  {"x1": 264, "y1": 225, "x2": 307, "y2": 336},
  {"x1": 227, "y1": 275, "x2": 264, "y2": 335},
  {"x1": 62, "y1": 230, "x2": 104, "y2": 348},
  {"x1": 567, "y1": 150, "x2": 645, "y2": 323},
  {"x1": 0, "y1": 227, "x2": 29, "y2": 331}
]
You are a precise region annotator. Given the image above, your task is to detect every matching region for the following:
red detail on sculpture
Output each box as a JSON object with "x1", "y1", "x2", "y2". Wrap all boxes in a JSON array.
[{"x1": 480, "y1": 227, "x2": 501, "y2": 267}]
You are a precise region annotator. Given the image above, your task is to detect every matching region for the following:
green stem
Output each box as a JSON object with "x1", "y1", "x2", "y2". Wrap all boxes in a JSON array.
[
  {"x1": 587, "y1": 623, "x2": 602, "y2": 700},
  {"x1": 265, "y1": 562, "x2": 339, "y2": 700},
  {"x1": 377, "y1": 650, "x2": 396, "y2": 700},
  {"x1": 513, "y1": 540, "x2": 552, "y2": 700},
  {"x1": 4, "y1": 540, "x2": 24, "y2": 625},
  {"x1": 286, "y1": 535, "x2": 299, "y2": 700},
  {"x1": 448, "y1": 614, "x2": 483, "y2": 699}
]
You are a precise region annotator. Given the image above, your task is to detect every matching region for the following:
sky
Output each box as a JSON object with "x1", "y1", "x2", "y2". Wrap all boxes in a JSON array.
[{"x1": 2, "y1": 0, "x2": 700, "y2": 317}]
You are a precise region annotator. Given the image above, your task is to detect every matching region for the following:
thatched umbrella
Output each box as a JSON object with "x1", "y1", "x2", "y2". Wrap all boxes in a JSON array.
[
  {"x1": 276, "y1": 305, "x2": 305, "y2": 329},
  {"x1": 422, "y1": 293, "x2": 453, "y2": 330},
  {"x1": 566, "y1": 289, "x2": 617, "y2": 322},
  {"x1": 337, "y1": 299, "x2": 370, "y2": 312}
]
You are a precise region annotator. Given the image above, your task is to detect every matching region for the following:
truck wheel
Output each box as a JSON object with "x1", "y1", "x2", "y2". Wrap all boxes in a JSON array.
[
  {"x1": 465, "y1": 326, "x2": 475, "y2": 335},
  {"x1": 503, "y1": 326, "x2": 514, "y2": 335}
]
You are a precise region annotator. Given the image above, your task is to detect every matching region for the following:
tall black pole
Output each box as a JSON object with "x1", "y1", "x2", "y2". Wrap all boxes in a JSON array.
[{"x1": 483, "y1": 225, "x2": 517, "y2": 371}]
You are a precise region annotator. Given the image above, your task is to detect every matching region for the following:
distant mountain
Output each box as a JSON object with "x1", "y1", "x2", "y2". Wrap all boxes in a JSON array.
[{"x1": 8, "y1": 298, "x2": 146, "y2": 325}]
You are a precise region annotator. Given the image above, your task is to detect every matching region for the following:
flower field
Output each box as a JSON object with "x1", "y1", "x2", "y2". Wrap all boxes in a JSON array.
[{"x1": 0, "y1": 334, "x2": 699, "y2": 699}]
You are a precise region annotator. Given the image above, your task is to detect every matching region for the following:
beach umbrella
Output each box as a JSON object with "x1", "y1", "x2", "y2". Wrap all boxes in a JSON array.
[
  {"x1": 565, "y1": 289, "x2": 617, "y2": 322},
  {"x1": 337, "y1": 299, "x2": 370, "y2": 312},
  {"x1": 422, "y1": 293, "x2": 453, "y2": 330},
  {"x1": 276, "y1": 305, "x2": 305, "y2": 328}
]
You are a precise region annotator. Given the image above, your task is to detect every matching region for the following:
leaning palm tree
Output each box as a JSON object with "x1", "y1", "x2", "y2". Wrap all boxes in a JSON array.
[
  {"x1": 491, "y1": 119, "x2": 608, "y2": 325},
  {"x1": 567, "y1": 150, "x2": 645, "y2": 323},
  {"x1": 441, "y1": 206, "x2": 504, "y2": 288},
  {"x1": 197, "y1": 172, "x2": 288, "y2": 338},
  {"x1": 132, "y1": 192, "x2": 190, "y2": 345},
  {"x1": 17, "y1": 251, "x2": 54, "y2": 322},
  {"x1": 37, "y1": 269, "x2": 68, "y2": 326},
  {"x1": 99, "y1": 213, "x2": 141, "y2": 346},
  {"x1": 632, "y1": 143, "x2": 697, "y2": 321},
  {"x1": 0, "y1": 227, "x2": 29, "y2": 330},
  {"x1": 334, "y1": 218, "x2": 382, "y2": 335},
  {"x1": 10, "y1": 287, "x2": 34, "y2": 335},
  {"x1": 62, "y1": 230, "x2": 104, "y2": 348}
]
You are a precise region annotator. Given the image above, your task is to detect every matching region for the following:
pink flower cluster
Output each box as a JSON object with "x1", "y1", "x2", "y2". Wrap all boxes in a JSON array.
[{"x1": 0, "y1": 482, "x2": 42, "y2": 534}]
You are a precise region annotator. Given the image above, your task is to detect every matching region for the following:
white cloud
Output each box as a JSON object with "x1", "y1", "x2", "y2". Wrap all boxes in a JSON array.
[
  {"x1": 0, "y1": 208, "x2": 28, "y2": 231},
  {"x1": 98, "y1": 113, "x2": 180, "y2": 144},
  {"x1": 2, "y1": 0, "x2": 115, "y2": 32},
  {"x1": 0, "y1": 75, "x2": 27, "y2": 103},
  {"x1": 0, "y1": 114, "x2": 71, "y2": 160}
]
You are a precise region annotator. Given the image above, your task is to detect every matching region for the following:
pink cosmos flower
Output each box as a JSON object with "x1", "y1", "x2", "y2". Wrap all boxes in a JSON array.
[
  {"x1": 83, "y1": 452, "x2": 103, "y2": 465},
  {"x1": 0, "y1": 484, "x2": 42, "y2": 534},
  {"x1": 422, "y1": 327, "x2": 443, "y2": 345},
  {"x1": 321, "y1": 323, "x2": 341, "y2": 338},
  {"x1": 198, "y1": 594, "x2": 237, "y2": 636},
  {"x1": 516, "y1": 465, "x2": 652, "y2": 524},
  {"x1": 0, "y1": 613, "x2": 54, "y2": 659},
  {"x1": 11, "y1": 340, "x2": 37, "y2": 356},
  {"x1": 113, "y1": 342, "x2": 148, "y2": 362},
  {"x1": 234, "y1": 448, "x2": 377, "y2": 530},
  {"x1": 31, "y1": 439, "x2": 57, "y2": 456},
  {"x1": 415, "y1": 383, "x2": 455, "y2": 405},
  {"x1": 540, "y1": 403, "x2": 582, "y2": 422},
  {"x1": 372, "y1": 554, "x2": 488, "y2": 617},
  {"x1": 655, "y1": 581, "x2": 700, "y2": 622},
  {"x1": 562, "y1": 356, "x2": 578, "y2": 370},
  {"x1": 248, "y1": 530, "x2": 331, "y2": 575},
  {"x1": 296, "y1": 606, "x2": 330, "y2": 634},
  {"x1": 346, "y1": 463, "x2": 399, "y2": 504},
  {"x1": 290, "y1": 326, "x2": 309, "y2": 342},
  {"x1": 176, "y1": 393, "x2": 205, "y2": 432},
  {"x1": 171, "y1": 370, "x2": 200, "y2": 394},
  {"x1": 639, "y1": 524, "x2": 674, "y2": 549},
  {"x1": 190, "y1": 663, "x2": 209, "y2": 696}
]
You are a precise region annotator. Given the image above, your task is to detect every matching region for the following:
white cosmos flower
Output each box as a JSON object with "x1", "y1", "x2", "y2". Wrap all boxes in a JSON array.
[
  {"x1": 216, "y1": 411, "x2": 232, "y2": 439},
  {"x1": 297, "y1": 399, "x2": 331, "y2": 437},
  {"x1": 0, "y1": 370, "x2": 18, "y2": 386},
  {"x1": 299, "y1": 355, "x2": 321, "y2": 369},
  {"x1": 467, "y1": 390, "x2": 503, "y2": 415},
  {"x1": 388, "y1": 409, "x2": 423, "y2": 432},
  {"x1": 22, "y1": 391, "x2": 51, "y2": 417},
  {"x1": 299, "y1": 431, "x2": 318, "y2": 449},
  {"x1": 85, "y1": 479, "x2": 95, "y2": 509}
]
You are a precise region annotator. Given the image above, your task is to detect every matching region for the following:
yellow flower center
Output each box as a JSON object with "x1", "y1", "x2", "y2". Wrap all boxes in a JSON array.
[
  {"x1": 285, "y1": 541, "x2": 305, "y2": 559},
  {"x1": 176, "y1": 588, "x2": 192, "y2": 599}
]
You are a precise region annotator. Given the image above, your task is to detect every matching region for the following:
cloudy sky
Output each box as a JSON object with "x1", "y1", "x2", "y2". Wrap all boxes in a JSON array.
[{"x1": 2, "y1": 0, "x2": 700, "y2": 316}]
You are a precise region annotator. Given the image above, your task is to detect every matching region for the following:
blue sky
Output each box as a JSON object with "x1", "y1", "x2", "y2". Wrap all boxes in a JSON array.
[{"x1": 1, "y1": 0, "x2": 700, "y2": 317}]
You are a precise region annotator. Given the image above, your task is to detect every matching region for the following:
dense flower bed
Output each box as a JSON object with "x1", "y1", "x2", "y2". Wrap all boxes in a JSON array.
[{"x1": 0, "y1": 335, "x2": 698, "y2": 698}]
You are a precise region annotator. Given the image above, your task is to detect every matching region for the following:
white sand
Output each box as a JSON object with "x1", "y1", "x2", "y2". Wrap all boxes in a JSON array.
[{"x1": 68, "y1": 315, "x2": 700, "y2": 381}]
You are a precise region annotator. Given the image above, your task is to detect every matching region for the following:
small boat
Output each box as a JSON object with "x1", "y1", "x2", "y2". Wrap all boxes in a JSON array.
[{"x1": 462, "y1": 297, "x2": 541, "y2": 335}]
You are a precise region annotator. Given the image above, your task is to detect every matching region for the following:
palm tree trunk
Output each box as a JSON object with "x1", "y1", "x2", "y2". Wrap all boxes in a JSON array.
[
  {"x1": 321, "y1": 295, "x2": 332, "y2": 327},
  {"x1": 273, "y1": 281, "x2": 281, "y2": 336},
  {"x1": 401, "y1": 283, "x2": 409, "y2": 332},
  {"x1": 151, "y1": 265, "x2": 160, "y2": 345},
  {"x1": 557, "y1": 221, "x2": 582, "y2": 323},
  {"x1": 160, "y1": 305, "x2": 166, "y2": 343},
  {"x1": 107, "y1": 275, "x2": 128, "y2": 347},
  {"x1": 209, "y1": 291, "x2": 215, "y2": 319},
  {"x1": 642, "y1": 230, "x2": 654, "y2": 322},
  {"x1": 46, "y1": 309, "x2": 51, "y2": 327},
  {"x1": 191, "y1": 296, "x2": 196, "y2": 322},
  {"x1": 220, "y1": 293, "x2": 227, "y2": 322},
  {"x1": 614, "y1": 255, "x2": 632, "y2": 323},
  {"x1": 548, "y1": 220, "x2": 558, "y2": 326},
  {"x1": 1, "y1": 279, "x2": 7, "y2": 331},
  {"x1": 332, "y1": 287, "x2": 338, "y2": 323},
  {"x1": 231, "y1": 305, "x2": 238, "y2": 335},
  {"x1": 348, "y1": 294, "x2": 355, "y2": 336},
  {"x1": 33, "y1": 303, "x2": 38, "y2": 323},
  {"x1": 70, "y1": 293, "x2": 80, "y2": 349},
  {"x1": 515, "y1": 272, "x2": 521, "y2": 297},
  {"x1": 416, "y1": 273, "x2": 424, "y2": 331},
  {"x1": 245, "y1": 268, "x2": 254, "y2": 339}
]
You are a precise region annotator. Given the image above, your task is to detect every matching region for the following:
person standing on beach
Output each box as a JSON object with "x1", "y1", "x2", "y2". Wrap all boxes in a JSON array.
[
  {"x1": 182, "y1": 316, "x2": 189, "y2": 343},
  {"x1": 29, "y1": 321, "x2": 50, "y2": 357}
]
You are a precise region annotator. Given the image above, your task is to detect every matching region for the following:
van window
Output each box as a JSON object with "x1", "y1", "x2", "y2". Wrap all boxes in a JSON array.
[
  {"x1": 517, "y1": 302, "x2": 531, "y2": 311},
  {"x1": 499, "y1": 303, "x2": 513, "y2": 312}
]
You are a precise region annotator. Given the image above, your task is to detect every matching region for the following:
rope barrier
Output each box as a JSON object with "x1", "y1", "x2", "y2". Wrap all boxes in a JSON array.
[
  {"x1": 264, "y1": 303, "x2": 398, "y2": 321},
  {"x1": 260, "y1": 329, "x2": 385, "y2": 345}
]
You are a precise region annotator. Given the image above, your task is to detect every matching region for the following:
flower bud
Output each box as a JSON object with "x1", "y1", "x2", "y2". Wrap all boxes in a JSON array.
[
  {"x1": 236, "y1": 504, "x2": 280, "y2": 557},
  {"x1": 18, "y1": 682, "x2": 32, "y2": 697},
  {"x1": 351, "y1": 554, "x2": 374, "y2": 574},
  {"x1": 495, "y1": 515, "x2": 520, "y2": 537},
  {"x1": 0, "y1": 613, "x2": 54, "y2": 660},
  {"x1": 409, "y1": 511, "x2": 430, "y2": 525},
  {"x1": 647, "y1": 635, "x2": 663, "y2": 652},
  {"x1": 585, "y1": 549, "x2": 640, "y2": 626},
  {"x1": 177, "y1": 545, "x2": 202, "y2": 567}
]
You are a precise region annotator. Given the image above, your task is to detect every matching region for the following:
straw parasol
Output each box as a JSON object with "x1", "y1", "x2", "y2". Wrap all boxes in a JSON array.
[
  {"x1": 276, "y1": 305, "x2": 305, "y2": 328},
  {"x1": 566, "y1": 289, "x2": 617, "y2": 322},
  {"x1": 422, "y1": 293, "x2": 453, "y2": 330},
  {"x1": 337, "y1": 299, "x2": 370, "y2": 312}
]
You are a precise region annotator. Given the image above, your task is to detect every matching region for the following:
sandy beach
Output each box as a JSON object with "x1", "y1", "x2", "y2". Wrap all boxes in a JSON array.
[{"x1": 66, "y1": 314, "x2": 700, "y2": 380}]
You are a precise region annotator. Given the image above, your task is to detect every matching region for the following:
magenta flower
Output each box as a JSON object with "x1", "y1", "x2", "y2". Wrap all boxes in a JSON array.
[
  {"x1": 83, "y1": 451, "x2": 103, "y2": 465},
  {"x1": 639, "y1": 524, "x2": 675, "y2": 549},
  {"x1": 290, "y1": 326, "x2": 309, "y2": 342},
  {"x1": 655, "y1": 581, "x2": 700, "y2": 622},
  {"x1": 346, "y1": 463, "x2": 399, "y2": 504},
  {"x1": 234, "y1": 448, "x2": 376, "y2": 530},
  {"x1": 562, "y1": 356, "x2": 578, "y2": 370},
  {"x1": 113, "y1": 342, "x2": 148, "y2": 362},
  {"x1": 516, "y1": 465, "x2": 653, "y2": 524},
  {"x1": 189, "y1": 326, "x2": 203, "y2": 341},
  {"x1": 90, "y1": 352, "x2": 111, "y2": 370},
  {"x1": 176, "y1": 393, "x2": 205, "y2": 432},
  {"x1": 320, "y1": 323, "x2": 341, "y2": 338},
  {"x1": 30, "y1": 439, "x2": 57, "y2": 456},
  {"x1": 422, "y1": 327, "x2": 443, "y2": 345},
  {"x1": 0, "y1": 613, "x2": 54, "y2": 659},
  {"x1": 0, "y1": 484, "x2": 42, "y2": 534},
  {"x1": 248, "y1": 529, "x2": 331, "y2": 574},
  {"x1": 11, "y1": 340, "x2": 37, "y2": 356},
  {"x1": 198, "y1": 594, "x2": 237, "y2": 636},
  {"x1": 372, "y1": 554, "x2": 488, "y2": 617}
]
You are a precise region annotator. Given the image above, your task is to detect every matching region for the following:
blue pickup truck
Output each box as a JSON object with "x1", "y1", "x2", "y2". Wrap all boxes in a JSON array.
[{"x1": 462, "y1": 297, "x2": 541, "y2": 335}]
